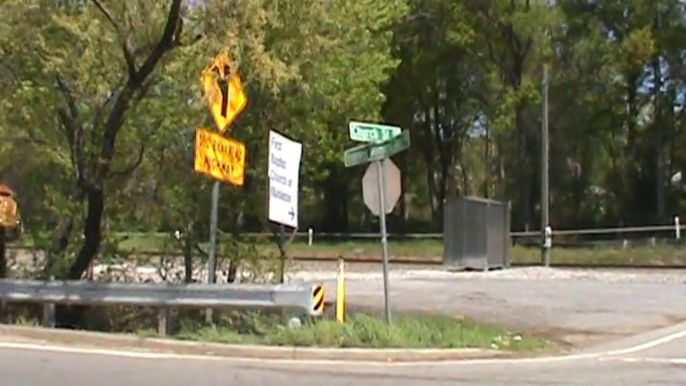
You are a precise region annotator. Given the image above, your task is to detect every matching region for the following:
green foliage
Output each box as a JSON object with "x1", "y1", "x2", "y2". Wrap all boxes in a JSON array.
[{"x1": 2, "y1": 0, "x2": 686, "y2": 278}]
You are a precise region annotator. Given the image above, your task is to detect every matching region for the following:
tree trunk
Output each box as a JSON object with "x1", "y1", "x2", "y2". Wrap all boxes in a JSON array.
[
  {"x1": 183, "y1": 221, "x2": 194, "y2": 283},
  {"x1": 322, "y1": 164, "x2": 349, "y2": 232},
  {"x1": 67, "y1": 188, "x2": 104, "y2": 280},
  {"x1": 652, "y1": 48, "x2": 665, "y2": 221},
  {"x1": 434, "y1": 157, "x2": 450, "y2": 231},
  {"x1": 44, "y1": 216, "x2": 74, "y2": 277},
  {"x1": 226, "y1": 206, "x2": 242, "y2": 284},
  {"x1": 56, "y1": 188, "x2": 104, "y2": 329},
  {"x1": 0, "y1": 235, "x2": 6, "y2": 279}
]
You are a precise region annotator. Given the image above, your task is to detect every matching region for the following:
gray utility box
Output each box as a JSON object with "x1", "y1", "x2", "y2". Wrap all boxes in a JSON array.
[{"x1": 443, "y1": 196, "x2": 511, "y2": 270}]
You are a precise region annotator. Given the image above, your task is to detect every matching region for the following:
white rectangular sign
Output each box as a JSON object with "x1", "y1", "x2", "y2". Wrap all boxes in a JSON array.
[{"x1": 268, "y1": 130, "x2": 303, "y2": 228}]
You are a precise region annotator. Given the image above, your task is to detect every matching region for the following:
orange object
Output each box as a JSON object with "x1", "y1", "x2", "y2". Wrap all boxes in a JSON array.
[{"x1": 0, "y1": 184, "x2": 22, "y2": 241}]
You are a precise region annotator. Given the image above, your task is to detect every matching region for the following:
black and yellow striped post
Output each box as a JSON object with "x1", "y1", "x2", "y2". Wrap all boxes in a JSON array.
[
  {"x1": 311, "y1": 284, "x2": 325, "y2": 316},
  {"x1": 335, "y1": 257, "x2": 346, "y2": 323}
]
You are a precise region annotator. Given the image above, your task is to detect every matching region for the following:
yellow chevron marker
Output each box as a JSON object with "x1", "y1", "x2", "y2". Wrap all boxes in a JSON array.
[{"x1": 312, "y1": 284, "x2": 325, "y2": 315}]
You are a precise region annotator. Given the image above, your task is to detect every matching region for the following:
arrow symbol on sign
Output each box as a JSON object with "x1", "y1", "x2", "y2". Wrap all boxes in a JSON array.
[
  {"x1": 218, "y1": 79, "x2": 229, "y2": 118},
  {"x1": 213, "y1": 64, "x2": 231, "y2": 118},
  {"x1": 288, "y1": 207, "x2": 295, "y2": 220}
]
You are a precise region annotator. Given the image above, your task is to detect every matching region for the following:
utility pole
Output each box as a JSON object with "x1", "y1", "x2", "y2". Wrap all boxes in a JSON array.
[
  {"x1": 541, "y1": 64, "x2": 551, "y2": 267},
  {"x1": 484, "y1": 126, "x2": 490, "y2": 199},
  {"x1": 655, "y1": 3, "x2": 666, "y2": 220}
]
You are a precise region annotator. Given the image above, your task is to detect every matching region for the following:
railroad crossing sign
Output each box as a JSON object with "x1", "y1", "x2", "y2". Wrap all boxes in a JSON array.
[
  {"x1": 344, "y1": 130, "x2": 410, "y2": 167},
  {"x1": 362, "y1": 158, "x2": 401, "y2": 216},
  {"x1": 193, "y1": 128, "x2": 246, "y2": 186},
  {"x1": 200, "y1": 52, "x2": 248, "y2": 133},
  {"x1": 349, "y1": 121, "x2": 401, "y2": 143}
]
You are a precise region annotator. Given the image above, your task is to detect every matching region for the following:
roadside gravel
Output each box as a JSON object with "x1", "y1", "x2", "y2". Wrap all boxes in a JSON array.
[{"x1": 288, "y1": 266, "x2": 686, "y2": 284}]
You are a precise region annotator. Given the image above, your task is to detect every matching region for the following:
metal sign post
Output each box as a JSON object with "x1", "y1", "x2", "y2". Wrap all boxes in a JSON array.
[
  {"x1": 267, "y1": 131, "x2": 304, "y2": 283},
  {"x1": 375, "y1": 159, "x2": 392, "y2": 324},
  {"x1": 207, "y1": 181, "x2": 220, "y2": 285},
  {"x1": 343, "y1": 122, "x2": 409, "y2": 324},
  {"x1": 195, "y1": 51, "x2": 248, "y2": 325},
  {"x1": 193, "y1": 127, "x2": 246, "y2": 288}
]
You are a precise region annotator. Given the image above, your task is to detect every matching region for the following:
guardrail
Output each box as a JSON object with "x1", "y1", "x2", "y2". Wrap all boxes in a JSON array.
[
  {"x1": 296, "y1": 223, "x2": 685, "y2": 240},
  {"x1": 0, "y1": 279, "x2": 326, "y2": 335}
]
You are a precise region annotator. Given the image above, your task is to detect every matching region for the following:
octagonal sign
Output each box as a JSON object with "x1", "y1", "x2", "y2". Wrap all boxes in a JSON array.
[{"x1": 362, "y1": 159, "x2": 401, "y2": 217}]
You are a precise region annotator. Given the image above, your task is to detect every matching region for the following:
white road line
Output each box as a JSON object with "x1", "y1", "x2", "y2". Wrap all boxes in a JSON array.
[
  {"x1": 599, "y1": 357, "x2": 686, "y2": 365},
  {"x1": 0, "y1": 343, "x2": 226, "y2": 361},
  {"x1": 0, "y1": 327, "x2": 684, "y2": 367},
  {"x1": 601, "y1": 328, "x2": 686, "y2": 357}
]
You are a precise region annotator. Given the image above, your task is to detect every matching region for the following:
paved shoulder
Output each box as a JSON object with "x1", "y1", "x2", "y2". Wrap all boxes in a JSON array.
[
  {"x1": 1, "y1": 346, "x2": 683, "y2": 386},
  {"x1": 2, "y1": 321, "x2": 686, "y2": 386}
]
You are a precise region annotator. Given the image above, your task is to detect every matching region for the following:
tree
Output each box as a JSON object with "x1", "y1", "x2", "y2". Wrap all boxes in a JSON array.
[{"x1": 383, "y1": 0, "x2": 487, "y2": 229}]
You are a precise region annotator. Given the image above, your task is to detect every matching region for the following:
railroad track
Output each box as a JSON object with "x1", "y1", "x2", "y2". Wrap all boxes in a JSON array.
[
  {"x1": 6, "y1": 246, "x2": 686, "y2": 270},
  {"x1": 291, "y1": 256, "x2": 686, "y2": 270}
]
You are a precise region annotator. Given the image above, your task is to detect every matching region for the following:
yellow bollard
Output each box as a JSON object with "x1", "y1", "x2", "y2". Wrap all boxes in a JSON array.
[{"x1": 336, "y1": 257, "x2": 346, "y2": 323}]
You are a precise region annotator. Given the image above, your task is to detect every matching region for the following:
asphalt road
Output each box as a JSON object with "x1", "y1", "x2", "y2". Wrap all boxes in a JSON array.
[
  {"x1": 1, "y1": 322, "x2": 685, "y2": 386},
  {"x1": 1, "y1": 259, "x2": 685, "y2": 385},
  {"x1": 297, "y1": 266, "x2": 686, "y2": 347}
]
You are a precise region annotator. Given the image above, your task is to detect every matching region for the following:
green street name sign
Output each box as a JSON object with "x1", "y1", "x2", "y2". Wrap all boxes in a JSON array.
[
  {"x1": 349, "y1": 121, "x2": 401, "y2": 143},
  {"x1": 344, "y1": 130, "x2": 410, "y2": 167}
]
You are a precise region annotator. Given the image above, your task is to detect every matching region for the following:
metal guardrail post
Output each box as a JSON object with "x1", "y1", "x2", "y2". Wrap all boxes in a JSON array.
[
  {"x1": 158, "y1": 307, "x2": 171, "y2": 336},
  {"x1": 676, "y1": 216, "x2": 681, "y2": 240},
  {"x1": 41, "y1": 276, "x2": 55, "y2": 328}
]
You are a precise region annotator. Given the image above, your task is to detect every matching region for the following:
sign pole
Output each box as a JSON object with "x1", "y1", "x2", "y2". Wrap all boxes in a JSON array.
[
  {"x1": 207, "y1": 86, "x2": 230, "y2": 287},
  {"x1": 196, "y1": 51, "x2": 249, "y2": 325},
  {"x1": 541, "y1": 64, "x2": 551, "y2": 267},
  {"x1": 344, "y1": 124, "x2": 409, "y2": 325},
  {"x1": 204, "y1": 181, "x2": 220, "y2": 324},
  {"x1": 208, "y1": 181, "x2": 220, "y2": 285},
  {"x1": 267, "y1": 130, "x2": 304, "y2": 283},
  {"x1": 204, "y1": 82, "x2": 230, "y2": 324},
  {"x1": 375, "y1": 159, "x2": 392, "y2": 324},
  {"x1": 278, "y1": 223, "x2": 286, "y2": 283}
]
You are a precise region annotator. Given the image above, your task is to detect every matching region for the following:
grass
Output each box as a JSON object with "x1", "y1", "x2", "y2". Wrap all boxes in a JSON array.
[
  {"x1": 2, "y1": 305, "x2": 548, "y2": 351},
  {"x1": 112, "y1": 233, "x2": 686, "y2": 266},
  {"x1": 509, "y1": 244, "x2": 686, "y2": 266},
  {"x1": 156, "y1": 311, "x2": 549, "y2": 350},
  {"x1": 118, "y1": 235, "x2": 444, "y2": 259}
]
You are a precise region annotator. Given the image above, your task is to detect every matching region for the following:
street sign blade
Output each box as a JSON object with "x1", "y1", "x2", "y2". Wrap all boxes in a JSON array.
[
  {"x1": 375, "y1": 129, "x2": 410, "y2": 158},
  {"x1": 343, "y1": 143, "x2": 372, "y2": 168},
  {"x1": 343, "y1": 130, "x2": 410, "y2": 167},
  {"x1": 349, "y1": 121, "x2": 401, "y2": 143}
]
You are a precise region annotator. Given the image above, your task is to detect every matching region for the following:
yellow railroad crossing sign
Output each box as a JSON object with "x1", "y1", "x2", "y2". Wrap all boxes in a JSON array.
[
  {"x1": 194, "y1": 127, "x2": 246, "y2": 186},
  {"x1": 200, "y1": 52, "x2": 248, "y2": 133}
]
